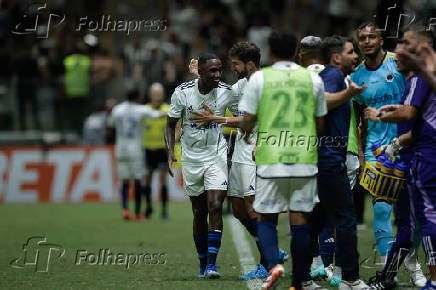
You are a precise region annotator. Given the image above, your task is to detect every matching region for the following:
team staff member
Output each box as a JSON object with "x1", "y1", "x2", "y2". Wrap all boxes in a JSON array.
[{"x1": 240, "y1": 30, "x2": 327, "y2": 290}]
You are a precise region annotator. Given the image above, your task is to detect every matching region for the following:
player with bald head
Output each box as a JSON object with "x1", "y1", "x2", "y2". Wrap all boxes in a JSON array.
[{"x1": 142, "y1": 82, "x2": 170, "y2": 220}]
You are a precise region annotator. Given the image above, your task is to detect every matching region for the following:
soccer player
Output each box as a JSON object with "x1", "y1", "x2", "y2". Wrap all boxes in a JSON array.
[
  {"x1": 351, "y1": 22, "x2": 406, "y2": 265},
  {"x1": 365, "y1": 40, "x2": 436, "y2": 290},
  {"x1": 142, "y1": 83, "x2": 170, "y2": 219},
  {"x1": 240, "y1": 30, "x2": 327, "y2": 290},
  {"x1": 164, "y1": 53, "x2": 238, "y2": 279},
  {"x1": 365, "y1": 25, "x2": 432, "y2": 289},
  {"x1": 188, "y1": 42, "x2": 289, "y2": 280},
  {"x1": 309, "y1": 36, "x2": 369, "y2": 290},
  {"x1": 108, "y1": 89, "x2": 165, "y2": 220}
]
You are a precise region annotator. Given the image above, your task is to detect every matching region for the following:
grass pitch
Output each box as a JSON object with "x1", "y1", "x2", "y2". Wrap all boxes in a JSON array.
[{"x1": 0, "y1": 199, "x2": 427, "y2": 289}]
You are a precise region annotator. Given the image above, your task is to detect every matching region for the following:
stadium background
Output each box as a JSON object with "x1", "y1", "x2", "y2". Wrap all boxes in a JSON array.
[{"x1": 0, "y1": 0, "x2": 434, "y2": 289}]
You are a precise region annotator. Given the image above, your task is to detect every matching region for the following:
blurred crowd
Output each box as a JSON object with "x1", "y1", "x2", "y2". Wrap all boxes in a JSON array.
[{"x1": 0, "y1": 0, "x2": 434, "y2": 141}]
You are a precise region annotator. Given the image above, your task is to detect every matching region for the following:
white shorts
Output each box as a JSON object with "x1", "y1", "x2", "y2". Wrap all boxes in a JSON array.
[
  {"x1": 253, "y1": 176, "x2": 319, "y2": 214},
  {"x1": 228, "y1": 162, "x2": 256, "y2": 198},
  {"x1": 116, "y1": 157, "x2": 145, "y2": 180},
  {"x1": 182, "y1": 161, "x2": 228, "y2": 197},
  {"x1": 346, "y1": 153, "x2": 359, "y2": 190}
]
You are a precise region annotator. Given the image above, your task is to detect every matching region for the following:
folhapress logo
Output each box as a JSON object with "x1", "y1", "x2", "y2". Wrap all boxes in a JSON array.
[
  {"x1": 11, "y1": 2, "x2": 65, "y2": 38},
  {"x1": 9, "y1": 237, "x2": 65, "y2": 272}
]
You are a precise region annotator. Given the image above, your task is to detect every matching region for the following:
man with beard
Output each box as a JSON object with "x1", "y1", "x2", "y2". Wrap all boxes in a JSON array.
[
  {"x1": 351, "y1": 22, "x2": 406, "y2": 266},
  {"x1": 364, "y1": 24, "x2": 432, "y2": 289},
  {"x1": 310, "y1": 36, "x2": 369, "y2": 290}
]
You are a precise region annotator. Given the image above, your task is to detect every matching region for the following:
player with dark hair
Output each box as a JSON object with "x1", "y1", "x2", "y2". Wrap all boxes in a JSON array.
[
  {"x1": 165, "y1": 52, "x2": 238, "y2": 279},
  {"x1": 351, "y1": 22, "x2": 407, "y2": 266},
  {"x1": 308, "y1": 35, "x2": 369, "y2": 290},
  {"x1": 108, "y1": 89, "x2": 165, "y2": 220},
  {"x1": 188, "y1": 41, "x2": 289, "y2": 279},
  {"x1": 240, "y1": 30, "x2": 327, "y2": 290},
  {"x1": 365, "y1": 24, "x2": 432, "y2": 289}
]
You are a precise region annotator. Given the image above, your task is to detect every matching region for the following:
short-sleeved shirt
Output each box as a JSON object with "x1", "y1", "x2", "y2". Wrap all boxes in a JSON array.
[
  {"x1": 239, "y1": 61, "x2": 327, "y2": 178},
  {"x1": 398, "y1": 75, "x2": 429, "y2": 165},
  {"x1": 351, "y1": 51, "x2": 406, "y2": 162},
  {"x1": 168, "y1": 79, "x2": 238, "y2": 165},
  {"x1": 318, "y1": 65, "x2": 350, "y2": 165},
  {"x1": 230, "y1": 78, "x2": 257, "y2": 165},
  {"x1": 108, "y1": 101, "x2": 161, "y2": 158}
]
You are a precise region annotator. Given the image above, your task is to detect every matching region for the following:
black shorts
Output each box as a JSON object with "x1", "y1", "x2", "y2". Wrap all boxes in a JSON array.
[{"x1": 145, "y1": 149, "x2": 168, "y2": 171}]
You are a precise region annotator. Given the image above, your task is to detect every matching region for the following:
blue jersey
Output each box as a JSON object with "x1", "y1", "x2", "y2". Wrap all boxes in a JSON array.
[
  {"x1": 351, "y1": 51, "x2": 406, "y2": 162},
  {"x1": 318, "y1": 66, "x2": 350, "y2": 165}
]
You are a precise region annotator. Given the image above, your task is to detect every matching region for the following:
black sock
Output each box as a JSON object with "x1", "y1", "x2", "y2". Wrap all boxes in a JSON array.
[
  {"x1": 143, "y1": 186, "x2": 152, "y2": 216},
  {"x1": 161, "y1": 185, "x2": 168, "y2": 215},
  {"x1": 134, "y1": 180, "x2": 141, "y2": 214},
  {"x1": 121, "y1": 181, "x2": 129, "y2": 209}
]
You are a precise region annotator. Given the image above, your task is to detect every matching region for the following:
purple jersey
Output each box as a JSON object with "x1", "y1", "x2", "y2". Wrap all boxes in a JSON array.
[
  {"x1": 412, "y1": 82, "x2": 436, "y2": 160},
  {"x1": 398, "y1": 75, "x2": 429, "y2": 164}
]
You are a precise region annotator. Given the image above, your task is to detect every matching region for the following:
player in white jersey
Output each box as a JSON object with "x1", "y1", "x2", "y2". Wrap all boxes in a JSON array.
[
  {"x1": 165, "y1": 53, "x2": 238, "y2": 279},
  {"x1": 108, "y1": 89, "x2": 165, "y2": 220},
  {"x1": 189, "y1": 42, "x2": 288, "y2": 280}
]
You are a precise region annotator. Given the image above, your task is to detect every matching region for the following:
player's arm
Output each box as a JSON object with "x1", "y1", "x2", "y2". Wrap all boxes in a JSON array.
[
  {"x1": 165, "y1": 90, "x2": 184, "y2": 177},
  {"x1": 364, "y1": 105, "x2": 417, "y2": 123},
  {"x1": 165, "y1": 116, "x2": 179, "y2": 177},
  {"x1": 241, "y1": 112, "x2": 257, "y2": 144},
  {"x1": 397, "y1": 43, "x2": 436, "y2": 93},
  {"x1": 325, "y1": 79, "x2": 367, "y2": 110},
  {"x1": 398, "y1": 130, "x2": 413, "y2": 146},
  {"x1": 189, "y1": 104, "x2": 243, "y2": 128}
]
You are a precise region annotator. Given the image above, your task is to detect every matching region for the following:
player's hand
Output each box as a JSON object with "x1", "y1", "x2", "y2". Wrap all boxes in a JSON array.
[
  {"x1": 189, "y1": 104, "x2": 215, "y2": 128},
  {"x1": 251, "y1": 145, "x2": 257, "y2": 162},
  {"x1": 417, "y1": 42, "x2": 436, "y2": 73},
  {"x1": 346, "y1": 78, "x2": 367, "y2": 97},
  {"x1": 242, "y1": 129, "x2": 253, "y2": 145},
  {"x1": 380, "y1": 144, "x2": 395, "y2": 159},
  {"x1": 364, "y1": 107, "x2": 379, "y2": 122},
  {"x1": 189, "y1": 58, "x2": 199, "y2": 76},
  {"x1": 168, "y1": 153, "x2": 177, "y2": 177},
  {"x1": 379, "y1": 104, "x2": 399, "y2": 112}
]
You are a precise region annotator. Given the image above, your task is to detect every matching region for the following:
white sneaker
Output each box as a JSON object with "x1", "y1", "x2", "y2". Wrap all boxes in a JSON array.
[
  {"x1": 324, "y1": 264, "x2": 334, "y2": 281},
  {"x1": 302, "y1": 280, "x2": 327, "y2": 289},
  {"x1": 404, "y1": 255, "x2": 427, "y2": 287},
  {"x1": 339, "y1": 279, "x2": 370, "y2": 290}
]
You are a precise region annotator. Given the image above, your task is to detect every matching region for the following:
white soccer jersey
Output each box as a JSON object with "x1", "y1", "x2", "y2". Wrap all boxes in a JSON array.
[
  {"x1": 108, "y1": 101, "x2": 161, "y2": 158},
  {"x1": 230, "y1": 78, "x2": 256, "y2": 165},
  {"x1": 168, "y1": 79, "x2": 238, "y2": 164}
]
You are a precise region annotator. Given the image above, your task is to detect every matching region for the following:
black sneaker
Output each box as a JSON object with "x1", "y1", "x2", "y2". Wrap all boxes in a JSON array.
[
  {"x1": 367, "y1": 271, "x2": 397, "y2": 290},
  {"x1": 145, "y1": 207, "x2": 153, "y2": 218}
]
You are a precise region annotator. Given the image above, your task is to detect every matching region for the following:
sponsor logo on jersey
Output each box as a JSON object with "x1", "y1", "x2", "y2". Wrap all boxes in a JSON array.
[{"x1": 386, "y1": 71, "x2": 394, "y2": 82}]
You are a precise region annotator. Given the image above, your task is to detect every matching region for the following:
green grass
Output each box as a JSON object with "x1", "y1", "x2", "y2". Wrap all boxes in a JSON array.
[{"x1": 0, "y1": 199, "x2": 428, "y2": 289}]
